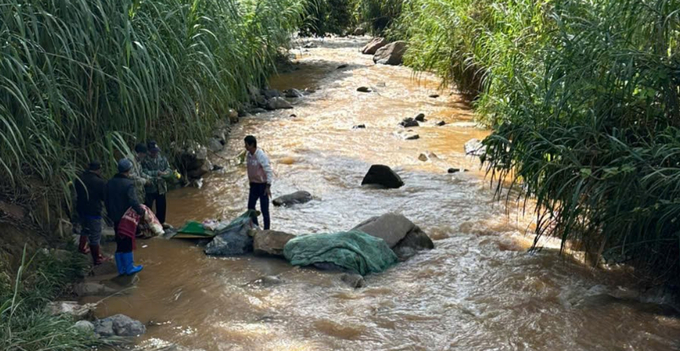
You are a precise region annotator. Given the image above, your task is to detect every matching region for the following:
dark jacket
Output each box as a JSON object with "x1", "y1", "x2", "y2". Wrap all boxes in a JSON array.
[
  {"x1": 105, "y1": 173, "x2": 144, "y2": 224},
  {"x1": 74, "y1": 170, "x2": 106, "y2": 217}
]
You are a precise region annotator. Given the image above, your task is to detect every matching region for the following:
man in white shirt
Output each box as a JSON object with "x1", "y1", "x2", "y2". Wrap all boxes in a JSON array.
[{"x1": 244, "y1": 135, "x2": 273, "y2": 229}]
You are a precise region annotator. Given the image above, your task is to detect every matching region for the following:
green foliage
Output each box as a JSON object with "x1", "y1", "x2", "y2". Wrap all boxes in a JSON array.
[
  {"x1": 300, "y1": 0, "x2": 355, "y2": 36},
  {"x1": 0, "y1": 247, "x2": 105, "y2": 350},
  {"x1": 354, "y1": 0, "x2": 403, "y2": 34},
  {"x1": 0, "y1": 0, "x2": 306, "y2": 226},
  {"x1": 398, "y1": 0, "x2": 680, "y2": 285}
]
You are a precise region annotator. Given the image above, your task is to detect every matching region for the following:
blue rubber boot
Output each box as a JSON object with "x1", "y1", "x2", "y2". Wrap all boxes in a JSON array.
[
  {"x1": 114, "y1": 253, "x2": 125, "y2": 275},
  {"x1": 122, "y1": 252, "x2": 143, "y2": 275}
]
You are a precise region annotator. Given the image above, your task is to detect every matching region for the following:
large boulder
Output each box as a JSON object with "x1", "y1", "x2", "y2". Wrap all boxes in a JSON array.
[
  {"x1": 362, "y1": 37, "x2": 388, "y2": 55},
  {"x1": 253, "y1": 230, "x2": 296, "y2": 257},
  {"x1": 361, "y1": 165, "x2": 404, "y2": 189},
  {"x1": 353, "y1": 213, "x2": 434, "y2": 260},
  {"x1": 266, "y1": 97, "x2": 293, "y2": 110},
  {"x1": 373, "y1": 41, "x2": 407, "y2": 65},
  {"x1": 273, "y1": 191, "x2": 313, "y2": 207},
  {"x1": 352, "y1": 213, "x2": 413, "y2": 247},
  {"x1": 94, "y1": 314, "x2": 146, "y2": 337}
]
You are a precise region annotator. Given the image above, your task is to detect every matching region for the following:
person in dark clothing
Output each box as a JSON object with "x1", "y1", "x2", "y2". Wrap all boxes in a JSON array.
[
  {"x1": 142, "y1": 140, "x2": 171, "y2": 225},
  {"x1": 105, "y1": 158, "x2": 145, "y2": 275},
  {"x1": 74, "y1": 161, "x2": 108, "y2": 265}
]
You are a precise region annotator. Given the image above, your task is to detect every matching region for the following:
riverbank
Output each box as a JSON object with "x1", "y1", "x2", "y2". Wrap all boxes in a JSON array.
[{"x1": 87, "y1": 37, "x2": 680, "y2": 351}]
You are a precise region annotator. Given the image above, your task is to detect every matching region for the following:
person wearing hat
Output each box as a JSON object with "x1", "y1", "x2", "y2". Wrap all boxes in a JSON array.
[
  {"x1": 74, "y1": 160, "x2": 108, "y2": 265},
  {"x1": 141, "y1": 140, "x2": 171, "y2": 225},
  {"x1": 105, "y1": 158, "x2": 145, "y2": 275}
]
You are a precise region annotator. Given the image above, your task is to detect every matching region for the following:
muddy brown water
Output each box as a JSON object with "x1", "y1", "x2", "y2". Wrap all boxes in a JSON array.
[{"x1": 88, "y1": 37, "x2": 680, "y2": 351}]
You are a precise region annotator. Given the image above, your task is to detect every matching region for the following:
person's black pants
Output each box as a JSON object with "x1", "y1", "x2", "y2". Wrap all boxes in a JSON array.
[
  {"x1": 114, "y1": 222, "x2": 133, "y2": 253},
  {"x1": 248, "y1": 183, "x2": 270, "y2": 230},
  {"x1": 145, "y1": 192, "x2": 167, "y2": 224}
]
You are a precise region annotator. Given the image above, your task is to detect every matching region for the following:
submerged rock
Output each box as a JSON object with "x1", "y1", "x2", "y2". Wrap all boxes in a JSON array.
[
  {"x1": 341, "y1": 273, "x2": 365, "y2": 289},
  {"x1": 273, "y1": 191, "x2": 313, "y2": 207},
  {"x1": 373, "y1": 41, "x2": 407, "y2": 65},
  {"x1": 436, "y1": 121, "x2": 446, "y2": 126},
  {"x1": 94, "y1": 314, "x2": 146, "y2": 337},
  {"x1": 429, "y1": 94, "x2": 440, "y2": 98},
  {"x1": 74, "y1": 282, "x2": 119, "y2": 297},
  {"x1": 353, "y1": 124, "x2": 366, "y2": 129},
  {"x1": 361, "y1": 37, "x2": 388, "y2": 55},
  {"x1": 248, "y1": 275, "x2": 285, "y2": 288},
  {"x1": 361, "y1": 165, "x2": 404, "y2": 189}
]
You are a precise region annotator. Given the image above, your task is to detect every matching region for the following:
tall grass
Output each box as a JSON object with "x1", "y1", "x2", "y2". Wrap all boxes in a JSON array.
[
  {"x1": 396, "y1": 0, "x2": 680, "y2": 286},
  {"x1": 0, "y1": 0, "x2": 306, "y2": 229},
  {"x1": 0, "y1": 246, "x2": 106, "y2": 350}
]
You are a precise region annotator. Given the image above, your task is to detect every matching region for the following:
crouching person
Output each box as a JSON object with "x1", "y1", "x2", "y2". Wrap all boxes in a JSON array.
[{"x1": 105, "y1": 159, "x2": 145, "y2": 275}]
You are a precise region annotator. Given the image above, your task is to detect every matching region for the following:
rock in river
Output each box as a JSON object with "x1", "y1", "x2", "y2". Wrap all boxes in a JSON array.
[
  {"x1": 400, "y1": 118, "x2": 419, "y2": 128},
  {"x1": 373, "y1": 41, "x2": 407, "y2": 65},
  {"x1": 266, "y1": 97, "x2": 293, "y2": 110},
  {"x1": 253, "y1": 230, "x2": 296, "y2": 257},
  {"x1": 353, "y1": 213, "x2": 434, "y2": 260},
  {"x1": 464, "y1": 138, "x2": 485, "y2": 156},
  {"x1": 361, "y1": 165, "x2": 404, "y2": 189},
  {"x1": 94, "y1": 314, "x2": 146, "y2": 337},
  {"x1": 273, "y1": 191, "x2": 313, "y2": 207},
  {"x1": 362, "y1": 37, "x2": 388, "y2": 55}
]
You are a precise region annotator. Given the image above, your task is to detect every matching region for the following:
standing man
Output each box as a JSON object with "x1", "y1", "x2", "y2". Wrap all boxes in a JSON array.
[
  {"x1": 131, "y1": 143, "x2": 150, "y2": 200},
  {"x1": 244, "y1": 135, "x2": 273, "y2": 229},
  {"x1": 106, "y1": 159, "x2": 145, "y2": 275},
  {"x1": 74, "y1": 161, "x2": 107, "y2": 265},
  {"x1": 142, "y1": 140, "x2": 171, "y2": 225}
]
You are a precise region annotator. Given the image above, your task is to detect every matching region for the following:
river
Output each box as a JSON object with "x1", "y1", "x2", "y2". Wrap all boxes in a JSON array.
[{"x1": 89, "y1": 37, "x2": 680, "y2": 351}]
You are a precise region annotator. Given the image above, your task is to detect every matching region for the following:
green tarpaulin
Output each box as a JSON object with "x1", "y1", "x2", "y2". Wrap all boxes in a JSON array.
[{"x1": 283, "y1": 231, "x2": 398, "y2": 276}]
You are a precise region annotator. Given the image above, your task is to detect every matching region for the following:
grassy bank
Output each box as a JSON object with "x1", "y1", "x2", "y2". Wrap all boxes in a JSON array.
[
  {"x1": 0, "y1": 0, "x2": 307, "y2": 231},
  {"x1": 397, "y1": 0, "x2": 680, "y2": 286},
  {"x1": 0, "y1": 247, "x2": 106, "y2": 350}
]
